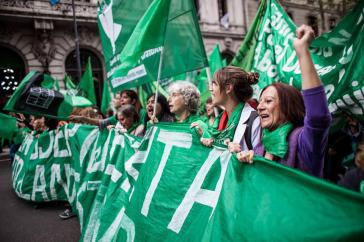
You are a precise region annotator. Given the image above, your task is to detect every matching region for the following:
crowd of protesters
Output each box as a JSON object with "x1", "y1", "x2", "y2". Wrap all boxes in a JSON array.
[{"x1": 1, "y1": 25, "x2": 363, "y2": 220}]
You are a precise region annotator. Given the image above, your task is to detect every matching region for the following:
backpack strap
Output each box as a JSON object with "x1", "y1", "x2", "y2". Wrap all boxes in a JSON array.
[{"x1": 243, "y1": 111, "x2": 259, "y2": 150}]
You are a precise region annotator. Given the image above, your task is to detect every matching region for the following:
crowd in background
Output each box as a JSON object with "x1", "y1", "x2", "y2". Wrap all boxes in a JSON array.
[{"x1": 1, "y1": 25, "x2": 363, "y2": 206}]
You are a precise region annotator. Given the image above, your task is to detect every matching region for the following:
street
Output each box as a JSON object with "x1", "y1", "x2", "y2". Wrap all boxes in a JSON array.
[{"x1": 0, "y1": 152, "x2": 80, "y2": 242}]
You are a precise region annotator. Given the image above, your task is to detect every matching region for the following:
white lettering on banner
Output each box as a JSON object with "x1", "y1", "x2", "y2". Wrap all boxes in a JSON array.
[
  {"x1": 54, "y1": 130, "x2": 71, "y2": 158},
  {"x1": 324, "y1": 84, "x2": 335, "y2": 100},
  {"x1": 339, "y1": 45, "x2": 353, "y2": 65},
  {"x1": 259, "y1": 19, "x2": 271, "y2": 41},
  {"x1": 338, "y1": 69, "x2": 346, "y2": 83},
  {"x1": 65, "y1": 123, "x2": 80, "y2": 137},
  {"x1": 64, "y1": 164, "x2": 78, "y2": 203},
  {"x1": 50, "y1": 164, "x2": 67, "y2": 200},
  {"x1": 141, "y1": 130, "x2": 192, "y2": 217},
  {"x1": 111, "y1": 65, "x2": 147, "y2": 88},
  {"x1": 168, "y1": 149, "x2": 231, "y2": 233},
  {"x1": 317, "y1": 65, "x2": 337, "y2": 76},
  {"x1": 32, "y1": 165, "x2": 49, "y2": 201},
  {"x1": 18, "y1": 135, "x2": 33, "y2": 155},
  {"x1": 39, "y1": 132, "x2": 55, "y2": 159},
  {"x1": 121, "y1": 151, "x2": 147, "y2": 192},
  {"x1": 110, "y1": 131, "x2": 125, "y2": 158},
  {"x1": 80, "y1": 129, "x2": 99, "y2": 167},
  {"x1": 282, "y1": 51, "x2": 300, "y2": 73},
  {"x1": 87, "y1": 129, "x2": 112, "y2": 173},
  {"x1": 30, "y1": 141, "x2": 39, "y2": 160},
  {"x1": 84, "y1": 200, "x2": 103, "y2": 242},
  {"x1": 141, "y1": 46, "x2": 163, "y2": 61},
  {"x1": 12, "y1": 155, "x2": 24, "y2": 189},
  {"x1": 99, "y1": 207, "x2": 135, "y2": 242},
  {"x1": 328, "y1": 29, "x2": 352, "y2": 45}
]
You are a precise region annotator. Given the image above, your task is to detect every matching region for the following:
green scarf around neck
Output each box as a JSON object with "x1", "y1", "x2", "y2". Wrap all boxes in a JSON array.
[
  {"x1": 203, "y1": 103, "x2": 244, "y2": 144},
  {"x1": 262, "y1": 123, "x2": 293, "y2": 159},
  {"x1": 127, "y1": 122, "x2": 140, "y2": 134}
]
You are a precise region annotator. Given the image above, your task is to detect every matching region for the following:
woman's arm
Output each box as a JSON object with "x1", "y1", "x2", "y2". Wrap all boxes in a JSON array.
[
  {"x1": 294, "y1": 25, "x2": 321, "y2": 90},
  {"x1": 294, "y1": 25, "x2": 331, "y2": 177}
]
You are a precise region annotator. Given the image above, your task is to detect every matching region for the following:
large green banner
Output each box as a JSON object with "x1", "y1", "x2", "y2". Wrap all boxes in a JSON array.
[
  {"x1": 232, "y1": 0, "x2": 364, "y2": 124},
  {"x1": 12, "y1": 124, "x2": 364, "y2": 241}
]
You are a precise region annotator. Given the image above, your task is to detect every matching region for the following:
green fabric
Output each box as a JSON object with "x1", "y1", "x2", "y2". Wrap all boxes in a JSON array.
[
  {"x1": 101, "y1": 80, "x2": 112, "y2": 115},
  {"x1": 41, "y1": 74, "x2": 57, "y2": 90},
  {"x1": 231, "y1": 0, "x2": 364, "y2": 127},
  {"x1": 262, "y1": 123, "x2": 294, "y2": 159},
  {"x1": 203, "y1": 103, "x2": 244, "y2": 145},
  {"x1": 139, "y1": 108, "x2": 147, "y2": 125},
  {"x1": 0, "y1": 113, "x2": 18, "y2": 140},
  {"x1": 108, "y1": 115, "x2": 118, "y2": 125},
  {"x1": 12, "y1": 127, "x2": 31, "y2": 144},
  {"x1": 127, "y1": 122, "x2": 140, "y2": 133},
  {"x1": 64, "y1": 74, "x2": 77, "y2": 90},
  {"x1": 197, "y1": 44, "x2": 225, "y2": 94},
  {"x1": 105, "y1": 0, "x2": 208, "y2": 92},
  {"x1": 178, "y1": 114, "x2": 200, "y2": 123},
  {"x1": 361, "y1": 180, "x2": 364, "y2": 194},
  {"x1": 11, "y1": 123, "x2": 364, "y2": 241},
  {"x1": 79, "y1": 58, "x2": 97, "y2": 105}
]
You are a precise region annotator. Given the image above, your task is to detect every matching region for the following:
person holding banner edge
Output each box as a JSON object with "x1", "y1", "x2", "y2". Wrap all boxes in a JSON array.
[
  {"x1": 236, "y1": 25, "x2": 331, "y2": 178},
  {"x1": 192, "y1": 66, "x2": 261, "y2": 150}
]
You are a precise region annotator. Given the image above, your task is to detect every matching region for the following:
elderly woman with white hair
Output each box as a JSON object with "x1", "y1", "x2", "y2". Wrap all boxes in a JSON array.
[{"x1": 168, "y1": 81, "x2": 203, "y2": 123}]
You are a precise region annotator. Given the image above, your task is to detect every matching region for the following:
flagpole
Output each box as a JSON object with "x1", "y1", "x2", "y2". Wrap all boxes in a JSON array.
[
  {"x1": 152, "y1": 48, "x2": 164, "y2": 120},
  {"x1": 206, "y1": 67, "x2": 219, "y2": 117},
  {"x1": 71, "y1": 0, "x2": 82, "y2": 82}
]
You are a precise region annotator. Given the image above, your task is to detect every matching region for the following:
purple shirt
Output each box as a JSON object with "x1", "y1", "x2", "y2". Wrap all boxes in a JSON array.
[{"x1": 254, "y1": 85, "x2": 331, "y2": 177}]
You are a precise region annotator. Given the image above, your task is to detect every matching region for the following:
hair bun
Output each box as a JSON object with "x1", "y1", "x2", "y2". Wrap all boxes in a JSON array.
[{"x1": 247, "y1": 72, "x2": 259, "y2": 85}]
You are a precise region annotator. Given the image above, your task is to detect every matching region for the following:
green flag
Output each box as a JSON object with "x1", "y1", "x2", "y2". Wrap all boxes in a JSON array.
[
  {"x1": 0, "y1": 112, "x2": 17, "y2": 140},
  {"x1": 12, "y1": 124, "x2": 364, "y2": 240},
  {"x1": 41, "y1": 74, "x2": 60, "y2": 91},
  {"x1": 4, "y1": 71, "x2": 93, "y2": 119},
  {"x1": 97, "y1": 0, "x2": 154, "y2": 83},
  {"x1": 231, "y1": 0, "x2": 268, "y2": 70},
  {"x1": 109, "y1": 0, "x2": 208, "y2": 92},
  {"x1": 101, "y1": 80, "x2": 112, "y2": 115},
  {"x1": 197, "y1": 44, "x2": 226, "y2": 95},
  {"x1": 79, "y1": 58, "x2": 97, "y2": 105},
  {"x1": 231, "y1": 0, "x2": 364, "y2": 124},
  {"x1": 64, "y1": 74, "x2": 77, "y2": 90}
]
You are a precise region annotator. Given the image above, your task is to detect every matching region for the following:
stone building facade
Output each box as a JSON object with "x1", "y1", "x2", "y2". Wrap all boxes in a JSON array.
[{"x1": 0, "y1": 0, "x2": 350, "y2": 107}]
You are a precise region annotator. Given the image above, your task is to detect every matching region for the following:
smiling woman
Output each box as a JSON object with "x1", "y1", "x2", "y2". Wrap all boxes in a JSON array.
[{"x1": 236, "y1": 25, "x2": 332, "y2": 178}]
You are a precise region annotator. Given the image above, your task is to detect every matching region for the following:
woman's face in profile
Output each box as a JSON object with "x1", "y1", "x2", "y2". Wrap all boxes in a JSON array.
[
  {"x1": 168, "y1": 92, "x2": 186, "y2": 115},
  {"x1": 257, "y1": 86, "x2": 282, "y2": 131}
]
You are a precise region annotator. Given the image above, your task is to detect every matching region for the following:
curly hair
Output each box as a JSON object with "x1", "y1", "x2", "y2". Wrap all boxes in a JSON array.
[
  {"x1": 168, "y1": 81, "x2": 200, "y2": 114},
  {"x1": 214, "y1": 66, "x2": 259, "y2": 102},
  {"x1": 117, "y1": 104, "x2": 139, "y2": 123}
]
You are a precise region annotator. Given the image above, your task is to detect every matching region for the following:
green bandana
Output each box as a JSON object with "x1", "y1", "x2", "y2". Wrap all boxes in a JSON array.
[
  {"x1": 360, "y1": 180, "x2": 364, "y2": 194},
  {"x1": 127, "y1": 122, "x2": 140, "y2": 133},
  {"x1": 262, "y1": 123, "x2": 293, "y2": 159},
  {"x1": 203, "y1": 103, "x2": 245, "y2": 144},
  {"x1": 180, "y1": 114, "x2": 200, "y2": 123}
]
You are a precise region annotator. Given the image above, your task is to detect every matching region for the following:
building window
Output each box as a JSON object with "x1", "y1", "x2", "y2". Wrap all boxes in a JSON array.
[
  {"x1": 218, "y1": 0, "x2": 229, "y2": 28},
  {"x1": 0, "y1": 46, "x2": 25, "y2": 111},
  {"x1": 217, "y1": 0, "x2": 228, "y2": 19},
  {"x1": 65, "y1": 49, "x2": 104, "y2": 106},
  {"x1": 287, "y1": 11, "x2": 294, "y2": 21},
  {"x1": 329, "y1": 17, "x2": 337, "y2": 30},
  {"x1": 307, "y1": 15, "x2": 319, "y2": 35}
]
